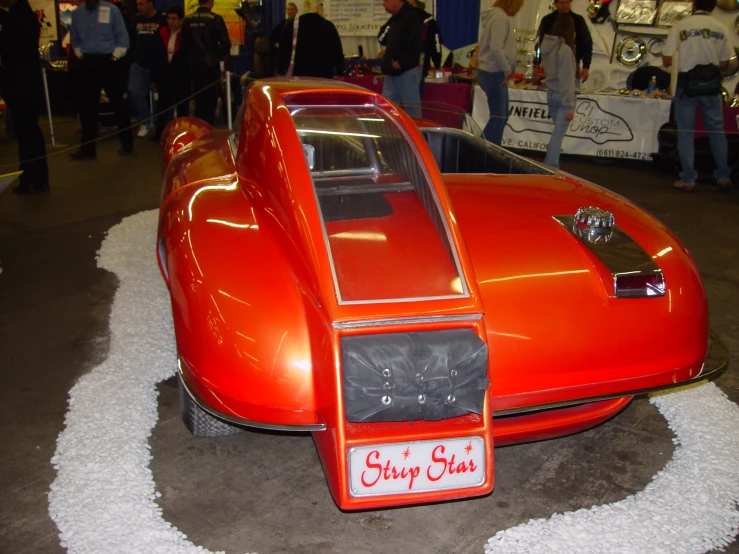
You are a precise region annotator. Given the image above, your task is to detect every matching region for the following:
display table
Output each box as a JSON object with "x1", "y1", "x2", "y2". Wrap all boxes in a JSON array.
[
  {"x1": 472, "y1": 85, "x2": 672, "y2": 160},
  {"x1": 339, "y1": 76, "x2": 472, "y2": 128}
]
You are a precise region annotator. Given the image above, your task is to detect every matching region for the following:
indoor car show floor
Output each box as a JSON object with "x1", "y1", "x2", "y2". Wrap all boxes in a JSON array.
[{"x1": 0, "y1": 119, "x2": 738, "y2": 554}]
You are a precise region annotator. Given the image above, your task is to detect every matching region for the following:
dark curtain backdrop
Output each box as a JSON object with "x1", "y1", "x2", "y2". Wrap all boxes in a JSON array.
[
  {"x1": 259, "y1": 0, "x2": 480, "y2": 49},
  {"x1": 436, "y1": 0, "x2": 480, "y2": 50},
  {"x1": 264, "y1": 0, "x2": 286, "y2": 38}
]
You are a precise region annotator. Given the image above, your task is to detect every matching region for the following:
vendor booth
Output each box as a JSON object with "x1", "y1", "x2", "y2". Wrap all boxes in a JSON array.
[{"x1": 472, "y1": 86, "x2": 672, "y2": 160}]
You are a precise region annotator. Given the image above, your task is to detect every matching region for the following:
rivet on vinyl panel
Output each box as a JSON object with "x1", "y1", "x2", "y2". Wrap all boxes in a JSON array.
[
  {"x1": 382, "y1": 381, "x2": 392, "y2": 390},
  {"x1": 415, "y1": 372, "x2": 424, "y2": 380},
  {"x1": 450, "y1": 369, "x2": 458, "y2": 377},
  {"x1": 382, "y1": 395, "x2": 392, "y2": 405},
  {"x1": 447, "y1": 394, "x2": 456, "y2": 403},
  {"x1": 382, "y1": 368, "x2": 391, "y2": 378},
  {"x1": 418, "y1": 394, "x2": 427, "y2": 404}
]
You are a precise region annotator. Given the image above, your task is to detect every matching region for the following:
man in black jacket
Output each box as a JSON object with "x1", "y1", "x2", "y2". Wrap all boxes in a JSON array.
[
  {"x1": 409, "y1": 0, "x2": 442, "y2": 84},
  {"x1": 182, "y1": 0, "x2": 230, "y2": 125},
  {"x1": 379, "y1": 0, "x2": 423, "y2": 117},
  {"x1": 152, "y1": 6, "x2": 189, "y2": 140},
  {"x1": 0, "y1": 0, "x2": 49, "y2": 194},
  {"x1": 536, "y1": 0, "x2": 593, "y2": 82},
  {"x1": 277, "y1": 0, "x2": 343, "y2": 79}
]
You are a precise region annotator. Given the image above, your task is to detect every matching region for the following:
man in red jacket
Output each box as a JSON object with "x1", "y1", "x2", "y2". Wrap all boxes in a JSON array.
[{"x1": 152, "y1": 6, "x2": 190, "y2": 140}]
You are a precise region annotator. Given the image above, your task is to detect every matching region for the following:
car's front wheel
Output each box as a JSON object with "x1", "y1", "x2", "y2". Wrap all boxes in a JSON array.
[{"x1": 177, "y1": 375, "x2": 242, "y2": 437}]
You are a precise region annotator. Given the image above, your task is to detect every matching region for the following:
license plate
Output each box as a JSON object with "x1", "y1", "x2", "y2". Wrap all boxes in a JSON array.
[{"x1": 348, "y1": 436, "x2": 486, "y2": 497}]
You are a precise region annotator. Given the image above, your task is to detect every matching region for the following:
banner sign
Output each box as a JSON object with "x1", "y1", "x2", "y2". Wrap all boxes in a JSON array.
[
  {"x1": 29, "y1": 0, "x2": 59, "y2": 47},
  {"x1": 323, "y1": 0, "x2": 388, "y2": 37},
  {"x1": 185, "y1": 0, "x2": 244, "y2": 46},
  {"x1": 472, "y1": 87, "x2": 671, "y2": 160}
]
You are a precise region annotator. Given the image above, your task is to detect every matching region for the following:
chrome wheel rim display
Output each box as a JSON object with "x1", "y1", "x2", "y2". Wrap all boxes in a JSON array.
[
  {"x1": 616, "y1": 37, "x2": 647, "y2": 66},
  {"x1": 647, "y1": 37, "x2": 664, "y2": 56},
  {"x1": 721, "y1": 47, "x2": 739, "y2": 77}
]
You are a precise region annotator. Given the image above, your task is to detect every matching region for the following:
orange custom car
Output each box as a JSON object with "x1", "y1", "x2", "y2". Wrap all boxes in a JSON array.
[{"x1": 156, "y1": 79, "x2": 727, "y2": 511}]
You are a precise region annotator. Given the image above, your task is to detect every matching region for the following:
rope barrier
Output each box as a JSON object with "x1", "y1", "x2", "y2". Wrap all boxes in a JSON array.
[
  {"x1": 2, "y1": 78, "x2": 733, "y2": 171},
  {"x1": 0, "y1": 73, "x2": 227, "y2": 171}
]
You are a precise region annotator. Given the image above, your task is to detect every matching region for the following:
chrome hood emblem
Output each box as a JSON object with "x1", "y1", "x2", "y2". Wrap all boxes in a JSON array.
[{"x1": 574, "y1": 206, "x2": 614, "y2": 243}]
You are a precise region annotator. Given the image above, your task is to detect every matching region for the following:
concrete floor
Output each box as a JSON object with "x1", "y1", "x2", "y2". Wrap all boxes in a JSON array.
[{"x1": 0, "y1": 119, "x2": 737, "y2": 554}]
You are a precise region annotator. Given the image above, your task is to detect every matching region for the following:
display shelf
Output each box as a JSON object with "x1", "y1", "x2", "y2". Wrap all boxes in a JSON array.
[
  {"x1": 618, "y1": 24, "x2": 672, "y2": 36},
  {"x1": 609, "y1": 23, "x2": 672, "y2": 64}
]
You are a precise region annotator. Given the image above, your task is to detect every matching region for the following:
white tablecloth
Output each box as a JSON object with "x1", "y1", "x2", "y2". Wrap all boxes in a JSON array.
[{"x1": 472, "y1": 86, "x2": 671, "y2": 161}]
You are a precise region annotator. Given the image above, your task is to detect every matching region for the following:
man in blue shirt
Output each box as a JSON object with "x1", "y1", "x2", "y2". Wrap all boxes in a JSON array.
[{"x1": 70, "y1": 0, "x2": 134, "y2": 159}]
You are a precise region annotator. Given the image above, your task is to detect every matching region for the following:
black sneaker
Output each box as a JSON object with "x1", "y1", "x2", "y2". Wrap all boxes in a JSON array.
[{"x1": 69, "y1": 150, "x2": 96, "y2": 161}]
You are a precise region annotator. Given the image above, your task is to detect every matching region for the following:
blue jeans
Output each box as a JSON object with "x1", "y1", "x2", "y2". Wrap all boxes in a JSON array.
[
  {"x1": 477, "y1": 69, "x2": 509, "y2": 145},
  {"x1": 544, "y1": 89, "x2": 572, "y2": 169},
  {"x1": 129, "y1": 62, "x2": 152, "y2": 124},
  {"x1": 674, "y1": 88, "x2": 730, "y2": 183},
  {"x1": 383, "y1": 66, "x2": 422, "y2": 118}
]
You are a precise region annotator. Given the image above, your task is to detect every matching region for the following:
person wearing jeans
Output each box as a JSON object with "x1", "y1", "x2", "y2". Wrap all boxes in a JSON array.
[
  {"x1": 473, "y1": 0, "x2": 523, "y2": 145},
  {"x1": 129, "y1": 0, "x2": 166, "y2": 137},
  {"x1": 662, "y1": 0, "x2": 732, "y2": 191},
  {"x1": 540, "y1": 14, "x2": 577, "y2": 169},
  {"x1": 383, "y1": 66, "x2": 423, "y2": 117},
  {"x1": 544, "y1": 89, "x2": 573, "y2": 168},
  {"x1": 476, "y1": 69, "x2": 508, "y2": 145},
  {"x1": 379, "y1": 0, "x2": 423, "y2": 118},
  {"x1": 673, "y1": 89, "x2": 730, "y2": 186}
]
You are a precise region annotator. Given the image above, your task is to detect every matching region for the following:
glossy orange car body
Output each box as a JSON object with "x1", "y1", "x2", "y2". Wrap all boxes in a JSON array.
[{"x1": 157, "y1": 78, "x2": 724, "y2": 510}]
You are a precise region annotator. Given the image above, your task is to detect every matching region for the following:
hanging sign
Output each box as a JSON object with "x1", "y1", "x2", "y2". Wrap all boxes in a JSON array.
[
  {"x1": 323, "y1": 0, "x2": 389, "y2": 36},
  {"x1": 29, "y1": 0, "x2": 59, "y2": 46},
  {"x1": 472, "y1": 87, "x2": 671, "y2": 160}
]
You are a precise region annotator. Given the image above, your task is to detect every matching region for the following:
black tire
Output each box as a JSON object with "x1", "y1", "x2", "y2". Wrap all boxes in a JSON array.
[{"x1": 178, "y1": 375, "x2": 242, "y2": 437}]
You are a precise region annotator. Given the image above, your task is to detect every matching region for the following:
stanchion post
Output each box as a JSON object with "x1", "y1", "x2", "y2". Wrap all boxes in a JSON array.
[
  {"x1": 41, "y1": 68, "x2": 57, "y2": 147},
  {"x1": 226, "y1": 70, "x2": 232, "y2": 131}
]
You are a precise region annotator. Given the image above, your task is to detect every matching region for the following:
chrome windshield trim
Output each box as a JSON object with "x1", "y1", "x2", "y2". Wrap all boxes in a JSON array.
[
  {"x1": 178, "y1": 363, "x2": 326, "y2": 432},
  {"x1": 553, "y1": 215, "x2": 665, "y2": 298},
  {"x1": 333, "y1": 313, "x2": 483, "y2": 329},
  {"x1": 494, "y1": 330, "x2": 729, "y2": 417}
]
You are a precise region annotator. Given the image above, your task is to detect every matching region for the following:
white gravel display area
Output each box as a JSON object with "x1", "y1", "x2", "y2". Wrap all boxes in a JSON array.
[{"x1": 47, "y1": 211, "x2": 739, "y2": 554}]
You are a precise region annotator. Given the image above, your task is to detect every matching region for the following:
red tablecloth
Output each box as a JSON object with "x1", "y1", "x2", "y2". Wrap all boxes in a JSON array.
[
  {"x1": 339, "y1": 76, "x2": 472, "y2": 129},
  {"x1": 696, "y1": 106, "x2": 739, "y2": 138}
]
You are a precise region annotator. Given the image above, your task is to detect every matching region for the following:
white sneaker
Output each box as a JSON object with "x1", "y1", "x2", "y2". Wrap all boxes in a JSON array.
[{"x1": 137, "y1": 124, "x2": 151, "y2": 138}]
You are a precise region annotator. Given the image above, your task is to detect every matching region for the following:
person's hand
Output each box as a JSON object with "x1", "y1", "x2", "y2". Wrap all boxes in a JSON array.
[
  {"x1": 502, "y1": 75, "x2": 509, "y2": 87},
  {"x1": 581, "y1": 67, "x2": 589, "y2": 82},
  {"x1": 377, "y1": 49, "x2": 386, "y2": 59},
  {"x1": 392, "y1": 60, "x2": 400, "y2": 70},
  {"x1": 565, "y1": 111, "x2": 574, "y2": 121}
]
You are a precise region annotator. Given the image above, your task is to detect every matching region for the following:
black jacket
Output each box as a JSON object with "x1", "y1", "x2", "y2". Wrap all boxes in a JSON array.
[
  {"x1": 182, "y1": 7, "x2": 230, "y2": 67},
  {"x1": 536, "y1": 10, "x2": 593, "y2": 69},
  {"x1": 0, "y1": 0, "x2": 42, "y2": 96},
  {"x1": 378, "y1": 2, "x2": 423, "y2": 76},
  {"x1": 129, "y1": 12, "x2": 167, "y2": 69},
  {"x1": 419, "y1": 9, "x2": 443, "y2": 71},
  {"x1": 151, "y1": 27, "x2": 188, "y2": 88},
  {"x1": 278, "y1": 13, "x2": 344, "y2": 78}
]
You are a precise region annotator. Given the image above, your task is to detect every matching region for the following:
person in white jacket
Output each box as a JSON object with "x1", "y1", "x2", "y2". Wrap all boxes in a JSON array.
[
  {"x1": 540, "y1": 13, "x2": 577, "y2": 169},
  {"x1": 474, "y1": 0, "x2": 523, "y2": 145}
]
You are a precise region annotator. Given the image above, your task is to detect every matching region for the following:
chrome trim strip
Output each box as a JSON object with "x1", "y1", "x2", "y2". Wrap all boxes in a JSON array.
[
  {"x1": 178, "y1": 361, "x2": 326, "y2": 432},
  {"x1": 493, "y1": 330, "x2": 729, "y2": 417},
  {"x1": 553, "y1": 215, "x2": 665, "y2": 298},
  {"x1": 333, "y1": 313, "x2": 483, "y2": 329}
]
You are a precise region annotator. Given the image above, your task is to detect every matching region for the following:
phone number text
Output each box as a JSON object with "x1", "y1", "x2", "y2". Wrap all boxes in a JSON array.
[{"x1": 596, "y1": 149, "x2": 653, "y2": 160}]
